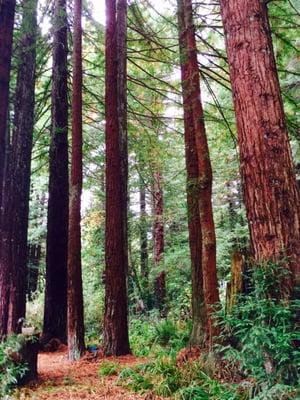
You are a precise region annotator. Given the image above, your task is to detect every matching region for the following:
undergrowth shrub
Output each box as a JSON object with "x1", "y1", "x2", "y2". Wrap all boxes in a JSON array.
[
  {"x1": 117, "y1": 355, "x2": 241, "y2": 399},
  {"x1": 216, "y1": 260, "x2": 300, "y2": 397},
  {"x1": 0, "y1": 335, "x2": 28, "y2": 397},
  {"x1": 129, "y1": 315, "x2": 191, "y2": 356}
]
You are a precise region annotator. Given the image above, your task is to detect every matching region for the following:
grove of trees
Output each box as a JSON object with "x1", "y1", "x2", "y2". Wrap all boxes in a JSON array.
[{"x1": 0, "y1": 0, "x2": 299, "y2": 398}]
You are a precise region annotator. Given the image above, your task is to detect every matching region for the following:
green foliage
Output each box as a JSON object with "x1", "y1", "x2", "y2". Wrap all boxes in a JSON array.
[
  {"x1": 0, "y1": 335, "x2": 28, "y2": 397},
  {"x1": 154, "y1": 319, "x2": 177, "y2": 346},
  {"x1": 117, "y1": 355, "x2": 241, "y2": 399},
  {"x1": 175, "y1": 386, "x2": 210, "y2": 400},
  {"x1": 217, "y1": 261, "x2": 300, "y2": 392},
  {"x1": 129, "y1": 315, "x2": 191, "y2": 357},
  {"x1": 241, "y1": 381, "x2": 299, "y2": 400},
  {"x1": 117, "y1": 366, "x2": 154, "y2": 392},
  {"x1": 129, "y1": 316, "x2": 157, "y2": 356},
  {"x1": 25, "y1": 291, "x2": 44, "y2": 331},
  {"x1": 98, "y1": 361, "x2": 121, "y2": 377}
]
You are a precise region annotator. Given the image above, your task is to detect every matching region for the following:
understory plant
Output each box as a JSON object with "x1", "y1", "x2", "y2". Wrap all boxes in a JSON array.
[
  {"x1": 117, "y1": 355, "x2": 241, "y2": 399},
  {"x1": 129, "y1": 315, "x2": 191, "y2": 356},
  {"x1": 216, "y1": 260, "x2": 300, "y2": 397},
  {"x1": 0, "y1": 335, "x2": 28, "y2": 397}
]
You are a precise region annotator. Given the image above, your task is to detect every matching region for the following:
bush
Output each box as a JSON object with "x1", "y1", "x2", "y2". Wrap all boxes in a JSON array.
[
  {"x1": 129, "y1": 315, "x2": 191, "y2": 356},
  {"x1": 217, "y1": 261, "x2": 300, "y2": 390},
  {"x1": 117, "y1": 355, "x2": 241, "y2": 399},
  {"x1": 0, "y1": 335, "x2": 28, "y2": 397}
]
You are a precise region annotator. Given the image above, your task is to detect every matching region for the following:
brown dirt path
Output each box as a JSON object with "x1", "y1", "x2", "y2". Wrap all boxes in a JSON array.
[{"x1": 14, "y1": 349, "x2": 155, "y2": 400}]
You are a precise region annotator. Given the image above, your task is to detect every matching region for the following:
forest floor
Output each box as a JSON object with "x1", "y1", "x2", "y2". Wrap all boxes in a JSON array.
[{"x1": 14, "y1": 348, "x2": 162, "y2": 400}]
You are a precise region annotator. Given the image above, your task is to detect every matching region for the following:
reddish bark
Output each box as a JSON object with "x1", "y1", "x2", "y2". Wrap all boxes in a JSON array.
[
  {"x1": 139, "y1": 182, "x2": 148, "y2": 279},
  {"x1": 103, "y1": 0, "x2": 130, "y2": 356},
  {"x1": 117, "y1": 0, "x2": 129, "y2": 277},
  {"x1": 220, "y1": 0, "x2": 300, "y2": 296},
  {"x1": 181, "y1": 0, "x2": 220, "y2": 344},
  {"x1": 154, "y1": 271, "x2": 167, "y2": 317},
  {"x1": 177, "y1": 0, "x2": 207, "y2": 346},
  {"x1": 153, "y1": 171, "x2": 164, "y2": 265},
  {"x1": 43, "y1": 0, "x2": 69, "y2": 343},
  {"x1": 0, "y1": 0, "x2": 16, "y2": 209},
  {"x1": 68, "y1": 0, "x2": 85, "y2": 361}
]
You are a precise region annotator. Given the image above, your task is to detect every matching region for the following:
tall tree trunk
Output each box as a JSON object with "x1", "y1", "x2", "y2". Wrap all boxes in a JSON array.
[
  {"x1": 117, "y1": 0, "x2": 129, "y2": 278},
  {"x1": 153, "y1": 171, "x2": 164, "y2": 265},
  {"x1": 220, "y1": 0, "x2": 300, "y2": 297},
  {"x1": 103, "y1": 0, "x2": 130, "y2": 356},
  {"x1": 67, "y1": 0, "x2": 85, "y2": 361},
  {"x1": 0, "y1": 0, "x2": 37, "y2": 337},
  {"x1": 0, "y1": 0, "x2": 16, "y2": 209},
  {"x1": 43, "y1": 0, "x2": 69, "y2": 343},
  {"x1": 177, "y1": 0, "x2": 207, "y2": 346},
  {"x1": 7, "y1": 0, "x2": 38, "y2": 333},
  {"x1": 180, "y1": 0, "x2": 220, "y2": 345},
  {"x1": 139, "y1": 181, "x2": 148, "y2": 280}
]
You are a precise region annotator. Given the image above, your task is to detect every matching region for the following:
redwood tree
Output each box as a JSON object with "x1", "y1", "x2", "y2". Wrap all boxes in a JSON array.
[
  {"x1": 139, "y1": 181, "x2": 148, "y2": 280},
  {"x1": 0, "y1": 0, "x2": 37, "y2": 337},
  {"x1": 43, "y1": 0, "x2": 69, "y2": 343},
  {"x1": 103, "y1": 0, "x2": 130, "y2": 356},
  {"x1": 7, "y1": 0, "x2": 38, "y2": 333},
  {"x1": 0, "y1": 0, "x2": 16, "y2": 209},
  {"x1": 67, "y1": 0, "x2": 85, "y2": 361},
  {"x1": 153, "y1": 171, "x2": 164, "y2": 266},
  {"x1": 178, "y1": 0, "x2": 220, "y2": 345},
  {"x1": 220, "y1": 0, "x2": 300, "y2": 296},
  {"x1": 177, "y1": 0, "x2": 207, "y2": 346}
]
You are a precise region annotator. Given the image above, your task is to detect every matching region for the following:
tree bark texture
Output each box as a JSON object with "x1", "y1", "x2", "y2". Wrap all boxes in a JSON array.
[
  {"x1": 220, "y1": 0, "x2": 300, "y2": 296},
  {"x1": 103, "y1": 0, "x2": 130, "y2": 356},
  {"x1": 43, "y1": 0, "x2": 69, "y2": 343},
  {"x1": 153, "y1": 171, "x2": 164, "y2": 265},
  {"x1": 0, "y1": 0, "x2": 37, "y2": 336},
  {"x1": 7, "y1": 0, "x2": 38, "y2": 333},
  {"x1": 117, "y1": 0, "x2": 129, "y2": 277},
  {"x1": 177, "y1": 0, "x2": 207, "y2": 346},
  {"x1": 67, "y1": 0, "x2": 85, "y2": 361},
  {"x1": 154, "y1": 270, "x2": 167, "y2": 317},
  {"x1": 0, "y1": 0, "x2": 16, "y2": 209},
  {"x1": 139, "y1": 181, "x2": 148, "y2": 279},
  {"x1": 180, "y1": 0, "x2": 220, "y2": 344}
]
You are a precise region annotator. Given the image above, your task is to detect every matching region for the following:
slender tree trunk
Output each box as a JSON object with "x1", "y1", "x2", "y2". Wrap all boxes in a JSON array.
[
  {"x1": 67, "y1": 0, "x2": 85, "y2": 361},
  {"x1": 27, "y1": 244, "x2": 41, "y2": 300},
  {"x1": 43, "y1": 0, "x2": 69, "y2": 343},
  {"x1": 220, "y1": 0, "x2": 300, "y2": 297},
  {"x1": 181, "y1": 0, "x2": 220, "y2": 345},
  {"x1": 139, "y1": 181, "x2": 148, "y2": 280},
  {"x1": 0, "y1": 0, "x2": 16, "y2": 209},
  {"x1": 103, "y1": 0, "x2": 130, "y2": 356},
  {"x1": 153, "y1": 171, "x2": 164, "y2": 265},
  {"x1": 152, "y1": 170, "x2": 166, "y2": 315},
  {"x1": 177, "y1": 0, "x2": 207, "y2": 346}
]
